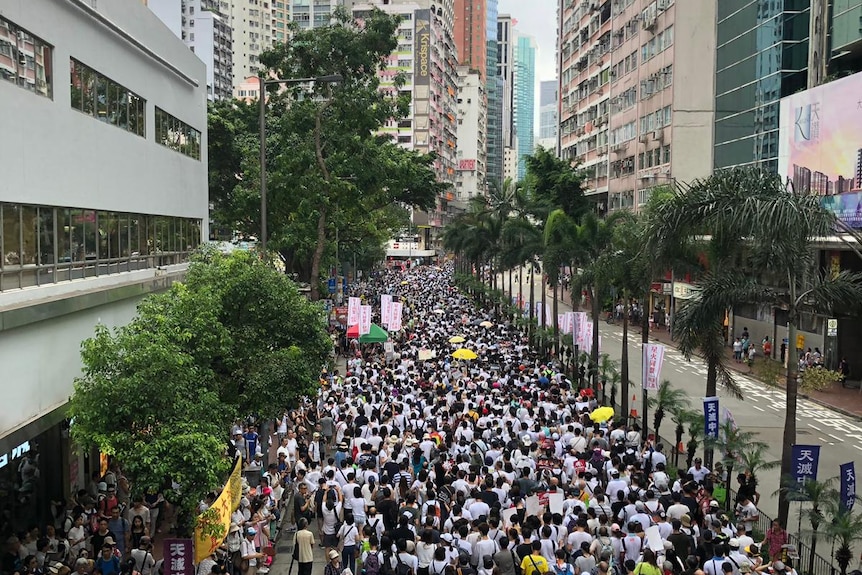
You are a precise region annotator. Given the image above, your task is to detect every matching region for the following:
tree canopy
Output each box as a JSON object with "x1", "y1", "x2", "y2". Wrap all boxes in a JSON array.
[
  {"x1": 208, "y1": 8, "x2": 446, "y2": 298},
  {"x1": 69, "y1": 249, "x2": 331, "y2": 533}
]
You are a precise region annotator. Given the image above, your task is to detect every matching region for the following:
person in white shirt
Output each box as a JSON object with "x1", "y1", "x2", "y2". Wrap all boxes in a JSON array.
[{"x1": 687, "y1": 458, "x2": 711, "y2": 484}]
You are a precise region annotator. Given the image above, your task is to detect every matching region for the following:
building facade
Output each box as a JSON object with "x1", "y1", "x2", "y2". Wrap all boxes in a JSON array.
[
  {"x1": 513, "y1": 33, "x2": 536, "y2": 180},
  {"x1": 147, "y1": 0, "x2": 234, "y2": 100},
  {"x1": 453, "y1": 0, "x2": 486, "y2": 79},
  {"x1": 497, "y1": 14, "x2": 515, "y2": 152},
  {"x1": 485, "y1": 0, "x2": 503, "y2": 190},
  {"x1": 539, "y1": 79, "x2": 558, "y2": 150},
  {"x1": 455, "y1": 66, "x2": 487, "y2": 201},
  {"x1": 557, "y1": 0, "x2": 716, "y2": 212},
  {"x1": 0, "y1": 0, "x2": 207, "y2": 529}
]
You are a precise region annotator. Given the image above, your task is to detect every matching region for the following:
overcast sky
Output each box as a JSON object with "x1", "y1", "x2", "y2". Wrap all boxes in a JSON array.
[{"x1": 498, "y1": 0, "x2": 558, "y2": 82}]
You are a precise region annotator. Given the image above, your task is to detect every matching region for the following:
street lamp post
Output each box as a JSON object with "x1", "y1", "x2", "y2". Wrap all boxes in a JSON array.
[{"x1": 258, "y1": 73, "x2": 343, "y2": 254}]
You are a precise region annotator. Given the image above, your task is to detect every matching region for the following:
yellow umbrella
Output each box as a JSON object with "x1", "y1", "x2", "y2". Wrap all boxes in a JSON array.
[
  {"x1": 452, "y1": 348, "x2": 478, "y2": 360},
  {"x1": 589, "y1": 406, "x2": 615, "y2": 423},
  {"x1": 449, "y1": 335, "x2": 466, "y2": 343},
  {"x1": 479, "y1": 321, "x2": 494, "y2": 328},
  {"x1": 400, "y1": 281, "x2": 409, "y2": 285}
]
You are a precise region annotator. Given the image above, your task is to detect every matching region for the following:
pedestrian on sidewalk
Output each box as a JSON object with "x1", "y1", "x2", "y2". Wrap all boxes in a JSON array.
[{"x1": 293, "y1": 519, "x2": 315, "y2": 575}]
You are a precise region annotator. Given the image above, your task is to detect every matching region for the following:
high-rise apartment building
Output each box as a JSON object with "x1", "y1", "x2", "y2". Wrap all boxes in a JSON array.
[
  {"x1": 485, "y1": 0, "x2": 503, "y2": 190},
  {"x1": 497, "y1": 15, "x2": 515, "y2": 152},
  {"x1": 513, "y1": 33, "x2": 536, "y2": 180},
  {"x1": 455, "y1": 66, "x2": 487, "y2": 201},
  {"x1": 288, "y1": 0, "x2": 350, "y2": 30},
  {"x1": 557, "y1": 0, "x2": 716, "y2": 213},
  {"x1": 147, "y1": 0, "x2": 234, "y2": 100},
  {"x1": 454, "y1": 0, "x2": 487, "y2": 78},
  {"x1": 353, "y1": 0, "x2": 459, "y2": 236}
]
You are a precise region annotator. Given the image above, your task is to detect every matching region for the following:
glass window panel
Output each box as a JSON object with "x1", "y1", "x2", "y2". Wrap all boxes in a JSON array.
[
  {"x1": 139, "y1": 97, "x2": 146, "y2": 137},
  {"x1": 145, "y1": 215, "x2": 156, "y2": 254},
  {"x1": 59, "y1": 208, "x2": 72, "y2": 264},
  {"x1": 0, "y1": 19, "x2": 17, "y2": 85},
  {"x1": 21, "y1": 205, "x2": 37, "y2": 265},
  {"x1": 38, "y1": 207, "x2": 55, "y2": 266},
  {"x1": 70, "y1": 59, "x2": 82, "y2": 110},
  {"x1": 108, "y1": 212, "x2": 120, "y2": 259},
  {"x1": 117, "y1": 214, "x2": 129, "y2": 258},
  {"x1": 96, "y1": 74, "x2": 108, "y2": 121},
  {"x1": 98, "y1": 211, "x2": 109, "y2": 259},
  {"x1": 81, "y1": 65, "x2": 95, "y2": 115},
  {"x1": 130, "y1": 215, "x2": 141, "y2": 256},
  {"x1": 3, "y1": 205, "x2": 22, "y2": 267}
]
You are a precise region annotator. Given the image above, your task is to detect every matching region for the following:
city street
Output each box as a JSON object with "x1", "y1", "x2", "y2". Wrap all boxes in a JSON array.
[{"x1": 508, "y1": 269, "x2": 862, "y2": 528}]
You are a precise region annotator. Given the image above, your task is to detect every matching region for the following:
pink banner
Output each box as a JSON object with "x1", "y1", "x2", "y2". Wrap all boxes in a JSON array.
[
  {"x1": 380, "y1": 294, "x2": 392, "y2": 327},
  {"x1": 347, "y1": 297, "x2": 361, "y2": 327},
  {"x1": 582, "y1": 321, "x2": 594, "y2": 354},
  {"x1": 389, "y1": 301, "x2": 403, "y2": 331},
  {"x1": 359, "y1": 305, "x2": 372, "y2": 335},
  {"x1": 642, "y1": 343, "x2": 666, "y2": 391}
]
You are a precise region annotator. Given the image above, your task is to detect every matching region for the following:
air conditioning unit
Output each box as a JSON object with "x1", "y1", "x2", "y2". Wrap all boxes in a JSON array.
[
  {"x1": 657, "y1": 0, "x2": 669, "y2": 10},
  {"x1": 639, "y1": 133, "x2": 649, "y2": 142},
  {"x1": 641, "y1": 173, "x2": 655, "y2": 180},
  {"x1": 661, "y1": 166, "x2": 671, "y2": 174},
  {"x1": 653, "y1": 129, "x2": 663, "y2": 140},
  {"x1": 645, "y1": 17, "x2": 657, "y2": 30}
]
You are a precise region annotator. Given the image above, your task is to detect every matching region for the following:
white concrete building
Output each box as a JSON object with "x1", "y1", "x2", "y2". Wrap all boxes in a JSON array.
[
  {"x1": 503, "y1": 146, "x2": 518, "y2": 182},
  {"x1": 147, "y1": 0, "x2": 234, "y2": 100},
  {"x1": 0, "y1": 0, "x2": 208, "y2": 525},
  {"x1": 455, "y1": 66, "x2": 487, "y2": 201}
]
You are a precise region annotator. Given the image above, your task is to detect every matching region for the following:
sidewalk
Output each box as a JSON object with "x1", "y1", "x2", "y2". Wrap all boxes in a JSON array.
[{"x1": 548, "y1": 284, "x2": 862, "y2": 420}]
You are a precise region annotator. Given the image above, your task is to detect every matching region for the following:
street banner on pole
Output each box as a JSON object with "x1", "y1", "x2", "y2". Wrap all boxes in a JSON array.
[
  {"x1": 535, "y1": 302, "x2": 542, "y2": 326},
  {"x1": 703, "y1": 396, "x2": 719, "y2": 439},
  {"x1": 546, "y1": 304, "x2": 552, "y2": 327},
  {"x1": 642, "y1": 343, "x2": 666, "y2": 391},
  {"x1": 791, "y1": 444, "x2": 821, "y2": 484},
  {"x1": 582, "y1": 321, "x2": 594, "y2": 354},
  {"x1": 840, "y1": 461, "x2": 856, "y2": 512},
  {"x1": 840, "y1": 462, "x2": 856, "y2": 512},
  {"x1": 347, "y1": 297, "x2": 361, "y2": 327},
  {"x1": 565, "y1": 312, "x2": 574, "y2": 334},
  {"x1": 380, "y1": 294, "x2": 392, "y2": 327},
  {"x1": 558, "y1": 314, "x2": 566, "y2": 333},
  {"x1": 359, "y1": 305, "x2": 372, "y2": 335},
  {"x1": 389, "y1": 301, "x2": 403, "y2": 331}
]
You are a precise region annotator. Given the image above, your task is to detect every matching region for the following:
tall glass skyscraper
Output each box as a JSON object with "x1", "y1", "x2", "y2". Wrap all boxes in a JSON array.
[
  {"x1": 714, "y1": 0, "x2": 809, "y2": 170},
  {"x1": 485, "y1": 0, "x2": 503, "y2": 190},
  {"x1": 514, "y1": 34, "x2": 536, "y2": 181}
]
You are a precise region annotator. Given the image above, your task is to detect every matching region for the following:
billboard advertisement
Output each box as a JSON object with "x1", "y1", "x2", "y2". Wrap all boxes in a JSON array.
[
  {"x1": 414, "y1": 9, "x2": 430, "y2": 86},
  {"x1": 778, "y1": 72, "x2": 862, "y2": 228}
]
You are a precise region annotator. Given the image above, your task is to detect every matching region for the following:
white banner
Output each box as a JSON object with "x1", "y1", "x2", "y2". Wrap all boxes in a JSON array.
[
  {"x1": 389, "y1": 301, "x2": 403, "y2": 331},
  {"x1": 380, "y1": 294, "x2": 392, "y2": 327},
  {"x1": 558, "y1": 314, "x2": 566, "y2": 332},
  {"x1": 545, "y1": 303, "x2": 552, "y2": 327},
  {"x1": 582, "y1": 321, "x2": 594, "y2": 354},
  {"x1": 359, "y1": 305, "x2": 372, "y2": 335},
  {"x1": 535, "y1": 302, "x2": 543, "y2": 326},
  {"x1": 347, "y1": 297, "x2": 361, "y2": 327},
  {"x1": 642, "y1": 343, "x2": 666, "y2": 391}
]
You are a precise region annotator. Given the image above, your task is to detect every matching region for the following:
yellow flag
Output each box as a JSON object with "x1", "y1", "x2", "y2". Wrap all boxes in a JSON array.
[{"x1": 194, "y1": 458, "x2": 242, "y2": 563}]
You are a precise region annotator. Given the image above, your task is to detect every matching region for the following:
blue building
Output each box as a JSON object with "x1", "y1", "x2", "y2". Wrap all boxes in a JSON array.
[{"x1": 514, "y1": 34, "x2": 536, "y2": 181}]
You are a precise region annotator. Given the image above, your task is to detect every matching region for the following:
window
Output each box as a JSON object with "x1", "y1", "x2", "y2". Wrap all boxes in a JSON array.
[
  {"x1": 155, "y1": 107, "x2": 202, "y2": 160},
  {"x1": 70, "y1": 59, "x2": 145, "y2": 136},
  {"x1": 663, "y1": 144, "x2": 671, "y2": 164},
  {"x1": 0, "y1": 203, "x2": 202, "y2": 290},
  {"x1": 0, "y1": 16, "x2": 53, "y2": 98}
]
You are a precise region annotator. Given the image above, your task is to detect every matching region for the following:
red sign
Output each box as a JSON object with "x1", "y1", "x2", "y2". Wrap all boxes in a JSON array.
[{"x1": 458, "y1": 159, "x2": 476, "y2": 170}]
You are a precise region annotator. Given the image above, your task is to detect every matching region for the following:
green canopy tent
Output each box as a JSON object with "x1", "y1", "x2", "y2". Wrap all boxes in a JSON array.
[{"x1": 359, "y1": 323, "x2": 389, "y2": 344}]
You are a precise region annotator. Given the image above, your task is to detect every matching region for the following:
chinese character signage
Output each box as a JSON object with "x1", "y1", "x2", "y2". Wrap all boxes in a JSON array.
[
  {"x1": 193, "y1": 458, "x2": 242, "y2": 563},
  {"x1": 458, "y1": 159, "x2": 476, "y2": 170},
  {"x1": 165, "y1": 539, "x2": 193, "y2": 575},
  {"x1": 703, "y1": 396, "x2": 719, "y2": 439},
  {"x1": 389, "y1": 301, "x2": 403, "y2": 331},
  {"x1": 777, "y1": 72, "x2": 862, "y2": 228},
  {"x1": 581, "y1": 321, "x2": 594, "y2": 355},
  {"x1": 380, "y1": 294, "x2": 392, "y2": 327},
  {"x1": 840, "y1": 461, "x2": 856, "y2": 512},
  {"x1": 359, "y1": 305, "x2": 372, "y2": 335},
  {"x1": 347, "y1": 297, "x2": 361, "y2": 327},
  {"x1": 642, "y1": 343, "x2": 666, "y2": 391},
  {"x1": 791, "y1": 444, "x2": 821, "y2": 484}
]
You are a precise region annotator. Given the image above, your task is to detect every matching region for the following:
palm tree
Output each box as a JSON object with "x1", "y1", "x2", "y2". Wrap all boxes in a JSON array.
[
  {"x1": 736, "y1": 444, "x2": 779, "y2": 500},
  {"x1": 685, "y1": 412, "x2": 705, "y2": 470},
  {"x1": 647, "y1": 169, "x2": 862, "y2": 523},
  {"x1": 647, "y1": 380, "x2": 690, "y2": 442},
  {"x1": 823, "y1": 497, "x2": 862, "y2": 575},
  {"x1": 597, "y1": 353, "x2": 621, "y2": 406},
  {"x1": 669, "y1": 406, "x2": 699, "y2": 469},
  {"x1": 792, "y1": 477, "x2": 837, "y2": 575},
  {"x1": 706, "y1": 420, "x2": 769, "y2": 512}
]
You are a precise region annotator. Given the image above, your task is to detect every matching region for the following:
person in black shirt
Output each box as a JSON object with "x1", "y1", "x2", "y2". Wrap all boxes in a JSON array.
[
  {"x1": 514, "y1": 527, "x2": 533, "y2": 566},
  {"x1": 377, "y1": 488, "x2": 399, "y2": 533},
  {"x1": 390, "y1": 516, "x2": 415, "y2": 545}
]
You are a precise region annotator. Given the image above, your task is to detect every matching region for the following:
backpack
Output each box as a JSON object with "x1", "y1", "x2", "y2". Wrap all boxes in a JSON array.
[
  {"x1": 364, "y1": 551, "x2": 382, "y2": 575},
  {"x1": 380, "y1": 552, "x2": 396, "y2": 575},
  {"x1": 395, "y1": 555, "x2": 414, "y2": 575}
]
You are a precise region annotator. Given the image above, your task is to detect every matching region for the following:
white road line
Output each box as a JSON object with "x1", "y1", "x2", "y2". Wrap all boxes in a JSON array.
[
  {"x1": 809, "y1": 425, "x2": 823, "y2": 432},
  {"x1": 855, "y1": 445, "x2": 862, "y2": 451},
  {"x1": 828, "y1": 433, "x2": 843, "y2": 442},
  {"x1": 752, "y1": 406, "x2": 765, "y2": 412}
]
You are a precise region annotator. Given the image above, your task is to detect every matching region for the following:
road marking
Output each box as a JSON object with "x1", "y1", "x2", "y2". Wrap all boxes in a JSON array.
[
  {"x1": 855, "y1": 445, "x2": 862, "y2": 451},
  {"x1": 809, "y1": 425, "x2": 823, "y2": 432},
  {"x1": 828, "y1": 433, "x2": 843, "y2": 442},
  {"x1": 752, "y1": 405, "x2": 765, "y2": 412}
]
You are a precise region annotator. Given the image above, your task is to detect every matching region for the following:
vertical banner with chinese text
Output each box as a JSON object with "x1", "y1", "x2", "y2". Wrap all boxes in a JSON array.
[
  {"x1": 359, "y1": 305, "x2": 372, "y2": 335},
  {"x1": 347, "y1": 297, "x2": 361, "y2": 327},
  {"x1": 389, "y1": 301, "x2": 403, "y2": 331},
  {"x1": 642, "y1": 343, "x2": 666, "y2": 391},
  {"x1": 380, "y1": 294, "x2": 392, "y2": 327},
  {"x1": 703, "y1": 396, "x2": 719, "y2": 439},
  {"x1": 165, "y1": 539, "x2": 194, "y2": 575},
  {"x1": 791, "y1": 444, "x2": 821, "y2": 484},
  {"x1": 840, "y1": 462, "x2": 856, "y2": 512}
]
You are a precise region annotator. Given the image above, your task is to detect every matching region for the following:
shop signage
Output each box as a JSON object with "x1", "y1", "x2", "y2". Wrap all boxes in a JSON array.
[
  {"x1": 0, "y1": 440, "x2": 31, "y2": 470},
  {"x1": 827, "y1": 318, "x2": 838, "y2": 337},
  {"x1": 672, "y1": 281, "x2": 699, "y2": 300},
  {"x1": 458, "y1": 159, "x2": 476, "y2": 170},
  {"x1": 414, "y1": 10, "x2": 430, "y2": 87}
]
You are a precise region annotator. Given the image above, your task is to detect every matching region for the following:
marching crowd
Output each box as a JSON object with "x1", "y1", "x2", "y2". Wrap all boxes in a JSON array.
[{"x1": 281, "y1": 265, "x2": 797, "y2": 575}]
